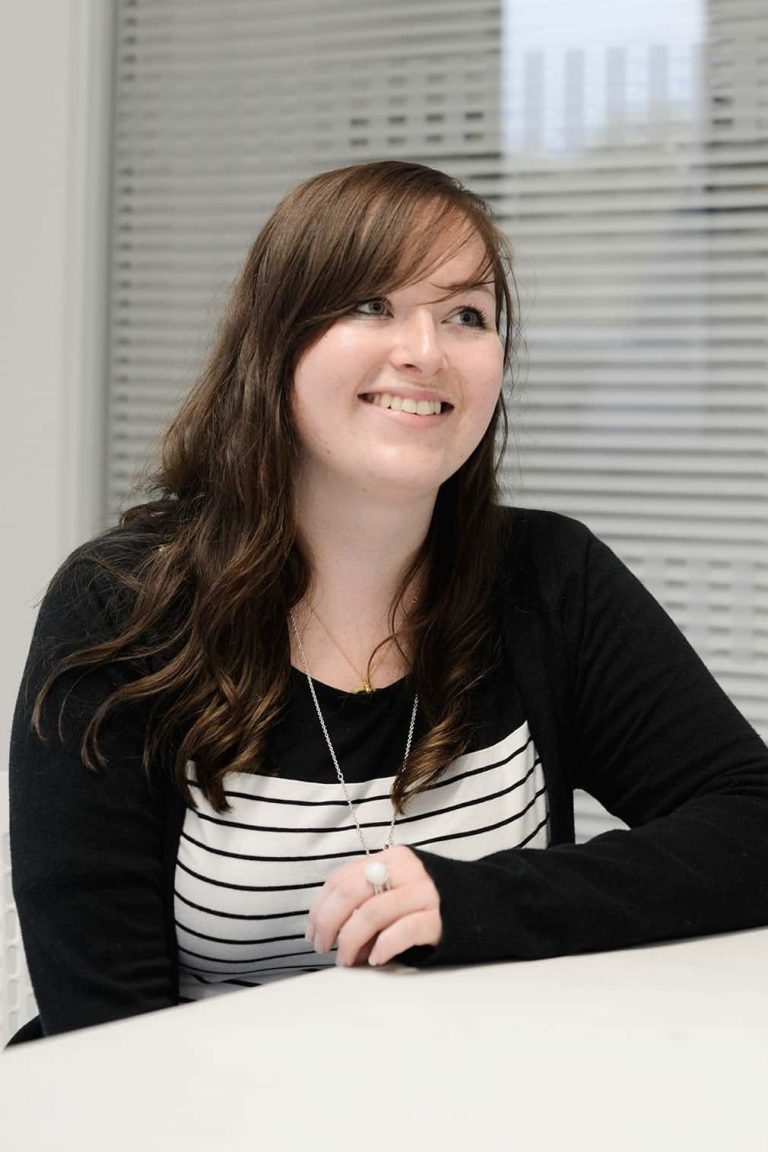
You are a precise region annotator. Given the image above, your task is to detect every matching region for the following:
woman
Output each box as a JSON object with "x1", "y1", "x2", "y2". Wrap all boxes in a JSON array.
[{"x1": 9, "y1": 161, "x2": 768, "y2": 1041}]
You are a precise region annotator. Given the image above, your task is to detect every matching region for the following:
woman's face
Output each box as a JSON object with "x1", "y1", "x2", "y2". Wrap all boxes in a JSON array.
[{"x1": 291, "y1": 233, "x2": 504, "y2": 505}]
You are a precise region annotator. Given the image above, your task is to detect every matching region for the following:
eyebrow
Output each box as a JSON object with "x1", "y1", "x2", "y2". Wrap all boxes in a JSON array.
[{"x1": 431, "y1": 279, "x2": 496, "y2": 299}]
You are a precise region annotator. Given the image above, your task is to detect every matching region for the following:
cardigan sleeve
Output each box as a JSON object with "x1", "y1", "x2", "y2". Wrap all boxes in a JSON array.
[
  {"x1": 9, "y1": 542, "x2": 178, "y2": 1037},
  {"x1": 408, "y1": 514, "x2": 768, "y2": 965}
]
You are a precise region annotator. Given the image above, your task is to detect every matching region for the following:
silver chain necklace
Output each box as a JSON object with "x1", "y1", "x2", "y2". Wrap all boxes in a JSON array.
[{"x1": 289, "y1": 609, "x2": 419, "y2": 854}]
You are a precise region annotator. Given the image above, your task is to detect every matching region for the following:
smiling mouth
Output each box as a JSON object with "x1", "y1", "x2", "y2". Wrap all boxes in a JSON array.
[{"x1": 360, "y1": 394, "x2": 451, "y2": 416}]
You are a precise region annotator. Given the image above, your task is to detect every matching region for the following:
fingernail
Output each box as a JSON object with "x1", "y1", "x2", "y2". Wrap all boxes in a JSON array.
[
  {"x1": 305, "y1": 925, "x2": 314, "y2": 942},
  {"x1": 314, "y1": 937, "x2": 324, "y2": 954}
]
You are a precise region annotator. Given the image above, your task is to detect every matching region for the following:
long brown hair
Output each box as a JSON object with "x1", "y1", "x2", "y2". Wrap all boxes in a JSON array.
[{"x1": 34, "y1": 160, "x2": 519, "y2": 814}]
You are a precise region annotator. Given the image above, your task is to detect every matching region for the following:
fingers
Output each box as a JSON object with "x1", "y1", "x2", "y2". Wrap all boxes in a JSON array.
[
  {"x1": 368, "y1": 910, "x2": 442, "y2": 967},
  {"x1": 306, "y1": 846, "x2": 414, "y2": 948},
  {"x1": 306, "y1": 846, "x2": 396, "y2": 945},
  {"x1": 334, "y1": 882, "x2": 439, "y2": 967},
  {"x1": 306, "y1": 846, "x2": 442, "y2": 967},
  {"x1": 306, "y1": 869, "x2": 371, "y2": 953}
]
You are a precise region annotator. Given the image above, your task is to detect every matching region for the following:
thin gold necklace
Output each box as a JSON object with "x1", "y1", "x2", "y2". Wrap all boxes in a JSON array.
[
  {"x1": 307, "y1": 603, "x2": 384, "y2": 694},
  {"x1": 289, "y1": 609, "x2": 419, "y2": 853}
]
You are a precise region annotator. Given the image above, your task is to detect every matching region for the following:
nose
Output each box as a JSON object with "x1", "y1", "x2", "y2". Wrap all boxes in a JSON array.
[{"x1": 389, "y1": 310, "x2": 446, "y2": 377}]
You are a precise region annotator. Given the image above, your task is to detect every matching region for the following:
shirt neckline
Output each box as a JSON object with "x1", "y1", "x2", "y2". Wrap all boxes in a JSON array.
[{"x1": 289, "y1": 663, "x2": 407, "y2": 702}]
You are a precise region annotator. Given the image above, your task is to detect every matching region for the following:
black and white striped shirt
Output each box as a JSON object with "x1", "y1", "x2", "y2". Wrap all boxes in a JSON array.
[{"x1": 175, "y1": 668, "x2": 548, "y2": 1001}]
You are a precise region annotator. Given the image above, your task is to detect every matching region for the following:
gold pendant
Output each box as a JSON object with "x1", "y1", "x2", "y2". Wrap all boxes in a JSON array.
[{"x1": 358, "y1": 680, "x2": 374, "y2": 694}]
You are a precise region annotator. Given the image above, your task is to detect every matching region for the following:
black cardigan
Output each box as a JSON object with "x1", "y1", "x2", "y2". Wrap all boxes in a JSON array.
[{"x1": 9, "y1": 507, "x2": 768, "y2": 1038}]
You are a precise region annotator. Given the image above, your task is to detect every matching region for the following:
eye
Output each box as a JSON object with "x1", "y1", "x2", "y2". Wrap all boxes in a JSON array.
[
  {"x1": 351, "y1": 299, "x2": 389, "y2": 317},
  {"x1": 453, "y1": 306, "x2": 490, "y2": 329}
]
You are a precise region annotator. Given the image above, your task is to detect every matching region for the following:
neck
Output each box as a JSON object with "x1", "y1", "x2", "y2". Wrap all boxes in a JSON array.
[{"x1": 294, "y1": 474, "x2": 435, "y2": 623}]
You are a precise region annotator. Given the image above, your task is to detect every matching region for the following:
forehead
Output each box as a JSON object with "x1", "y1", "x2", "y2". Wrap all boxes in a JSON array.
[
  {"x1": 398, "y1": 228, "x2": 495, "y2": 293},
  {"x1": 430, "y1": 236, "x2": 493, "y2": 285}
]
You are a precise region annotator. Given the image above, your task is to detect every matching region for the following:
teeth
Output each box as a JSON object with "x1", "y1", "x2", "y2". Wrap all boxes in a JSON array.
[{"x1": 364, "y1": 395, "x2": 443, "y2": 415}]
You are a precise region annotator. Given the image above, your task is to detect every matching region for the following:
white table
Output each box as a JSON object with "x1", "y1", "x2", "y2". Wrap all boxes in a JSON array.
[{"x1": 3, "y1": 928, "x2": 768, "y2": 1151}]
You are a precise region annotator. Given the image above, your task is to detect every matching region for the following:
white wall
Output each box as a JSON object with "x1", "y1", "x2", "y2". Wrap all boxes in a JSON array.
[
  {"x1": 0, "y1": 0, "x2": 113, "y2": 1043},
  {"x1": 0, "y1": 0, "x2": 112, "y2": 773}
]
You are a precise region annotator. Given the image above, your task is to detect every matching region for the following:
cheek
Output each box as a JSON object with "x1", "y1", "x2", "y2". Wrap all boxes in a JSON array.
[
  {"x1": 290, "y1": 363, "x2": 324, "y2": 455},
  {"x1": 453, "y1": 356, "x2": 503, "y2": 465},
  {"x1": 292, "y1": 340, "x2": 325, "y2": 400},
  {"x1": 470, "y1": 390, "x2": 502, "y2": 450},
  {"x1": 290, "y1": 342, "x2": 333, "y2": 431},
  {"x1": 291, "y1": 326, "x2": 366, "y2": 404},
  {"x1": 469, "y1": 346, "x2": 505, "y2": 422}
]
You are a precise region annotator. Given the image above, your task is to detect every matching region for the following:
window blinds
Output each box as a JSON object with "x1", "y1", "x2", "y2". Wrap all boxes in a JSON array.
[
  {"x1": 109, "y1": 0, "x2": 768, "y2": 839},
  {"x1": 494, "y1": 0, "x2": 768, "y2": 740}
]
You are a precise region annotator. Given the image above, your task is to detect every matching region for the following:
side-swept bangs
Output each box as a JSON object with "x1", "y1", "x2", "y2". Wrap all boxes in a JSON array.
[{"x1": 250, "y1": 161, "x2": 517, "y2": 376}]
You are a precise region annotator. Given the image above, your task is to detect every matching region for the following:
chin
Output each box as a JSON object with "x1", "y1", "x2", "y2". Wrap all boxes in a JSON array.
[{"x1": 362, "y1": 467, "x2": 455, "y2": 501}]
